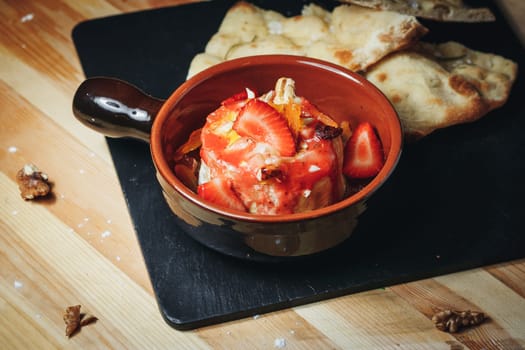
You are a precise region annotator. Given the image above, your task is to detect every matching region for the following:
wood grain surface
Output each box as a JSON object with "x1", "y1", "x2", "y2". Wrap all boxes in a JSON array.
[{"x1": 1, "y1": 0, "x2": 524, "y2": 349}]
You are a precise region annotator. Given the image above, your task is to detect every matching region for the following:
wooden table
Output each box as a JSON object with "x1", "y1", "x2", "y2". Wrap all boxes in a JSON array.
[{"x1": 1, "y1": 0, "x2": 524, "y2": 348}]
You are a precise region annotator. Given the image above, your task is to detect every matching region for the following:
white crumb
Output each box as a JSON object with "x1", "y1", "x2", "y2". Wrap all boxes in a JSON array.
[
  {"x1": 20, "y1": 13, "x2": 34, "y2": 23},
  {"x1": 14, "y1": 280, "x2": 23, "y2": 289},
  {"x1": 8, "y1": 146, "x2": 17, "y2": 153},
  {"x1": 274, "y1": 338, "x2": 286, "y2": 348},
  {"x1": 308, "y1": 164, "x2": 321, "y2": 173}
]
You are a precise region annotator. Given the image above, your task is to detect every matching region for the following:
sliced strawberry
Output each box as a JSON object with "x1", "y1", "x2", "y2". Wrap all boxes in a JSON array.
[
  {"x1": 221, "y1": 91, "x2": 247, "y2": 106},
  {"x1": 233, "y1": 99, "x2": 296, "y2": 156},
  {"x1": 343, "y1": 122, "x2": 385, "y2": 179},
  {"x1": 221, "y1": 88, "x2": 256, "y2": 107},
  {"x1": 197, "y1": 177, "x2": 247, "y2": 212}
]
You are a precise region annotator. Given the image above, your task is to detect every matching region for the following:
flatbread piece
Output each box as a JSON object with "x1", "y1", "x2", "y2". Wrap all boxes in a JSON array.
[
  {"x1": 340, "y1": 0, "x2": 495, "y2": 22},
  {"x1": 187, "y1": 1, "x2": 428, "y2": 77},
  {"x1": 365, "y1": 41, "x2": 518, "y2": 139}
]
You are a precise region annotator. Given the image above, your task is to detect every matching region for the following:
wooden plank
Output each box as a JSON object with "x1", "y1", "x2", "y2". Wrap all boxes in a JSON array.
[
  {"x1": 294, "y1": 289, "x2": 455, "y2": 349},
  {"x1": 0, "y1": 172, "x2": 211, "y2": 349},
  {"x1": 391, "y1": 276, "x2": 524, "y2": 349},
  {"x1": 0, "y1": 0, "x2": 524, "y2": 347},
  {"x1": 436, "y1": 270, "x2": 525, "y2": 346},
  {"x1": 486, "y1": 260, "x2": 525, "y2": 299},
  {"x1": 198, "y1": 309, "x2": 339, "y2": 350},
  {"x1": 0, "y1": 81, "x2": 150, "y2": 292}
]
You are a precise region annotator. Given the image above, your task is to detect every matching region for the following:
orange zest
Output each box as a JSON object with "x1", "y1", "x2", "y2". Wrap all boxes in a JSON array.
[
  {"x1": 283, "y1": 101, "x2": 302, "y2": 137},
  {"x1": 340, "y1": 120, "x2": 352, "y2": 143},
  {"x1": 174, "y1": 127, "x2": 202, "y2": 161}
]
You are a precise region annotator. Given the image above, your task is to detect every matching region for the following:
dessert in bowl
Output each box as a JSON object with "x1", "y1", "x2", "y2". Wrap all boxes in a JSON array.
[{"x1": 73, "y1": 55, "x2": 402, "y2": 261}]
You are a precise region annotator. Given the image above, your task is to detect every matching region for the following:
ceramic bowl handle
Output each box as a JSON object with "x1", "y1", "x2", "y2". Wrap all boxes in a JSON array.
[{"x1": 72, "y1": 77, "x2": 165, "y2": 142}]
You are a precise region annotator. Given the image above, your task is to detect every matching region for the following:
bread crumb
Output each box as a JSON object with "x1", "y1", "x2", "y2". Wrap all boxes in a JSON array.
[{"x1": 20, "y1": 13, "x2": 34, "y2": 23}]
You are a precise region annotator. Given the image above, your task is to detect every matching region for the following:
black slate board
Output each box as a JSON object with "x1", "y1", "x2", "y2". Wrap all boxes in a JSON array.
[{"x1": 72, "y1": 0, "x2": 525, "y2": 330}]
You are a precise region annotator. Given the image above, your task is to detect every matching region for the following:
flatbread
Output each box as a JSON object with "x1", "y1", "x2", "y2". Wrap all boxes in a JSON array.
[
  {"x1": 307, "y1": 4, "x2": 429, "y2": 71},
  {"x1": 187, "y1": 1, "x2": 428, "y2": 77},
  {"x1": 340, "y1": 0, "x2": 495, "y2": 22},
  {"x1": 186, "y1": 2, "x2": 518, "y2": 141},
  {"x1": 415, "y1": 41, "x2": 519, "y2": 111},
  {"x1": 365, "y1": 41, "x2": 518, "y2": 139}
]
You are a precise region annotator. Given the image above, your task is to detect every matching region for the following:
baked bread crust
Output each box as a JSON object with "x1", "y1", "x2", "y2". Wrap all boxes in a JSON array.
[
  {"x1": 186, "y1": 1, "x2": 518, "y2": 141},
  {"x1": 187, "y1": 1, "x2": 428, "y2": 77},
  {"x1": 415, "y1": 41, "x2": 519, "y2": 111},
  {"x1": 339, "y1": 0, "x2": 495, "y2": 22},
  {"x1": 365, "y1": 41, "x2": 518, "y2": 139}
]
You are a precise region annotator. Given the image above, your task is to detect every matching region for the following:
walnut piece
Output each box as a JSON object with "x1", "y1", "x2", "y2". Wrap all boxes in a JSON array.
[
  {"x1": 63, "y1": 305, "x2": 97, "y2": 338},
  {"x1": 80, "y1": 314, "x2": 98, "y2": 327},
  {"x1": 63, "y1": 305, "x2": 81, "y2": 337},
  {"x1": 16, "y1": 164, "x2": 51, "y2": 200},
  {"x1": 258, "y1": 166, "x2": 283, "y2": 182},
  {"x1": 432, "y1": 309, "x2": 486, "y2": 333},
  {"x1": 315, "y1": 123, "x2": 343, "y2": 140}
]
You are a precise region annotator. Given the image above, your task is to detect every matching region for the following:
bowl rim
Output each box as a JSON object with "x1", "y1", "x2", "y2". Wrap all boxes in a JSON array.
[{"x1": 151, "y1": 54, "x2": 403, "y2": 223}]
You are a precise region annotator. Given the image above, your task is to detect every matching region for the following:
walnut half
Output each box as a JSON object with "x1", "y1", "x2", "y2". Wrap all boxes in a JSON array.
[
  {"x1": 16, "y1": 164, "x2": 51, "y2": 200},
  {"x1": 432, "y1": 309, "x2": 486, "y2": 333}
]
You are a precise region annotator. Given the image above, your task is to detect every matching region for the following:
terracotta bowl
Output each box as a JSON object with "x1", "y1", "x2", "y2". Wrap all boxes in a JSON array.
[{"x1": 73, "y1": 55, "x2": 402, "y2": 261}]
